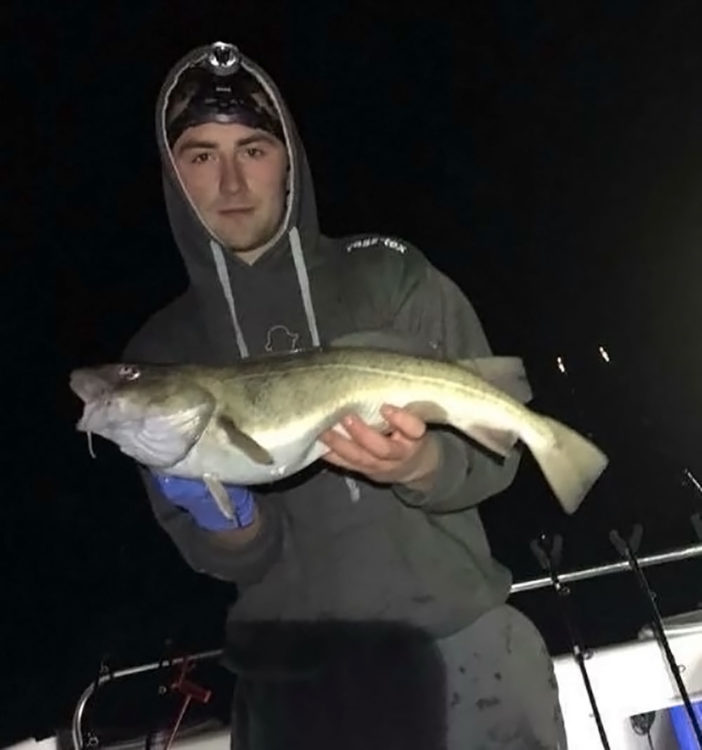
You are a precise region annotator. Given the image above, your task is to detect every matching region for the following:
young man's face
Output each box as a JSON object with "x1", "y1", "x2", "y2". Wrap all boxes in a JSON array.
[{"x1": 172, "y1": 121, "x2": 288, "y2": 254}]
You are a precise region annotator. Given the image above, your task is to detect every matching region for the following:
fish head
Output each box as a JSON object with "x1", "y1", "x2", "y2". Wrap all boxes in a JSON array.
[{"x1": 69, "y1": 363, "x2": 216, "y2": 468}]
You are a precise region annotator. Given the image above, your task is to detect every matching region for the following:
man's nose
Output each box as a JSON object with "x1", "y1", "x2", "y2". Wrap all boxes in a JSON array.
[{"x1": 219, "y1": 157, "x2": 245, "y2": 194}]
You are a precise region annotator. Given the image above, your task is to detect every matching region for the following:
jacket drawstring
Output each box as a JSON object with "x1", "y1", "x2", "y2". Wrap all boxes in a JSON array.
[
  {"x1": 209, "y1": 239, "x2": 250, "y2": 358},
  {"x1": 288, "y1": 226, "x2": 320, "y2": 348}
]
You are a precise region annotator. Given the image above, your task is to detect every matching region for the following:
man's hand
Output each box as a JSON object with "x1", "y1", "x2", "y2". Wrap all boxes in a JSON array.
[{"x1": 320, "y1": 405, "x2": 441, "y2": 492}]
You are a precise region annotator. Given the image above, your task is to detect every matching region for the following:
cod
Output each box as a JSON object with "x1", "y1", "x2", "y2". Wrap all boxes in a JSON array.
[{"x1": 70, "y1": 343, "x2": 608, "y2": 518}]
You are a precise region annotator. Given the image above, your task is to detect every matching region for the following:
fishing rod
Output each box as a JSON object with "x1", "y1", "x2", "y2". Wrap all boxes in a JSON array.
[
  {"x1": 609, "y1": 523, "x2": 702, "y2": 747},
  {"x1": 531, "y1": 533, "x2": 612, "y2": 750}
]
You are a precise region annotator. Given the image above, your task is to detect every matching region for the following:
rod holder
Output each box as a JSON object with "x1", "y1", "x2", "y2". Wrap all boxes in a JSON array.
[
  {"x1": 609, "y1": 525, "x2": 702, "y2": 746},
  {"x1": 531, "y1": 533, "x2": 611, "y2": 749}
]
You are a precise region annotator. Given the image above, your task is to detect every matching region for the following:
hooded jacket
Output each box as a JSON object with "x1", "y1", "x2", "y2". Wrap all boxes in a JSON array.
[{"x1": 124, "y1": 44, "x2": 521, "y2": 641}]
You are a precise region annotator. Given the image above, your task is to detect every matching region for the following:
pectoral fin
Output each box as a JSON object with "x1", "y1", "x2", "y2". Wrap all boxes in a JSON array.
[
  {"x1": 203, "y1": 473, "x2": 235, "y2": 521},
  {"x1": 456, "y1": 356, "x2": 533, "y2": 404},
  {"x1": 216, "y1": 415, "x2": 274, "y2": 465}
]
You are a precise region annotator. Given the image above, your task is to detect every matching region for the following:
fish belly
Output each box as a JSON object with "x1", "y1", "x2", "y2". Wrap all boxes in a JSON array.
[{"x1": 164, "y1": 422, "x2": 327, "y2": 485}]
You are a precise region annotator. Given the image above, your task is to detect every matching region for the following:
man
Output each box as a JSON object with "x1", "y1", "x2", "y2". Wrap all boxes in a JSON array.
[{"x1": 125, "y1": 41, "x2": 567, "y2": 748}]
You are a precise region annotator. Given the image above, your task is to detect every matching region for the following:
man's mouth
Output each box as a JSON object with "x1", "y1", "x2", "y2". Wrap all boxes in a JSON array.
[{"x1": 219, "y1": 207, "x2": 255, "y2": 215}]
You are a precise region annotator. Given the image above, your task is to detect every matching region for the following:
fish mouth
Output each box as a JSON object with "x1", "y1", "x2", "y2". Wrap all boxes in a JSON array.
[
  {"x1": 74, "y1": 398, "x2": 142, "y2": 457},
  {"x1": 76, "y1": 399, "x2": 107, "y2": 434},
  {"x1": 71, "y1": 371, "x2": 105, "y2": 404},
  {"x1": 70, "y1": 366, "x2": 147, "y2": 444},
  {"x1": 70, "y1": 369, "x2": 122, "y2": 441},
  {"x1": 75, "y1": 398, "x2": 133, "y2": 437},
  {"x1": 73, "y1": 393, "x2": 213, "y2": 468},
  {"x1": 80, "y1": 407, "x2": 152, "y2": 463}
]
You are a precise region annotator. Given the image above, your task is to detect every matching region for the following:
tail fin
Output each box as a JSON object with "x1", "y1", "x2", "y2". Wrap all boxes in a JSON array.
[{"x1": 528, "y1": 417, "x2": 609, "y2": 514}]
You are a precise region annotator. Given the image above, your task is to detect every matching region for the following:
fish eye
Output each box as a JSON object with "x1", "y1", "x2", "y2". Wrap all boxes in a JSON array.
[{"x1": 119, "y1": 365, "x2": 141, "y2": 381}]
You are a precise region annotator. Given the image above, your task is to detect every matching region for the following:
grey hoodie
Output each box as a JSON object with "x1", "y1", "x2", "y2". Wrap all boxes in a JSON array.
[{"x1": 124, "y1": 44, "x2": 521, "y2": 643}]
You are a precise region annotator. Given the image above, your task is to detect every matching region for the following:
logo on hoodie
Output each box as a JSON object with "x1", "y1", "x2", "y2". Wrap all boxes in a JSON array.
[
  {"x1": 265, "y1": 325, "x2": 301, "y2": 353},
  {"x1": 346, "y1": 236, "x2": 407, "y2": 254}
]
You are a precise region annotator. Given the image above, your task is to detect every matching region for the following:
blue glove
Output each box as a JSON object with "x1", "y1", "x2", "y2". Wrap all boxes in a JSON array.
[{"x1": 152, "y1": 474, "x2": 255, "y2": 532}]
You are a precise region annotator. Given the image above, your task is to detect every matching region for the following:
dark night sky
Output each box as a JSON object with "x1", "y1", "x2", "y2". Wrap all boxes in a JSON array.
[{"x1": 4, "y1": 1, "x2": 702, "y2": 743}]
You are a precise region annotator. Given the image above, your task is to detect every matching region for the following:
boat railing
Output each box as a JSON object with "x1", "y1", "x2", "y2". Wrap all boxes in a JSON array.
[{"x1": 71, "y1": 539, "x2": 702, "y2": 749}]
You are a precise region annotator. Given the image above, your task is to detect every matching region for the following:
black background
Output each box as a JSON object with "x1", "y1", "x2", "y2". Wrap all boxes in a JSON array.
[{"x1": 4, "y1": 1, "x2": 702, "y2": 743}]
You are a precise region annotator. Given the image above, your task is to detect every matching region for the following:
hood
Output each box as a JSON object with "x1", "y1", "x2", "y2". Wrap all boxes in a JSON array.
[{"x1": 154, "y1": 42, "x2": 323, "y2": 358}]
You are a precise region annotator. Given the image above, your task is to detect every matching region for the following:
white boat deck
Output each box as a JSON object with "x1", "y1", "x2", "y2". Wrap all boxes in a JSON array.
[{"x1": 553, "y1": 611, "x2": 702, "y2": 748}]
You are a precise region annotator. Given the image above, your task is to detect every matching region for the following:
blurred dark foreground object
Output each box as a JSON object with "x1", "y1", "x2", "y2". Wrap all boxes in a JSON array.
[{"x1": 224, "y1": 619, "x2": 447, "y2": 750}]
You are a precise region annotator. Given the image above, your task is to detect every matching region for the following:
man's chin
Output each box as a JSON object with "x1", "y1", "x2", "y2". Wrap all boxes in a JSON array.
[
  {"x1": 204, "y1": 212, "x2": 284, "y2": 256},
  {"x1": 220, "y1": 229, "x2": 280, "y2": 255}
]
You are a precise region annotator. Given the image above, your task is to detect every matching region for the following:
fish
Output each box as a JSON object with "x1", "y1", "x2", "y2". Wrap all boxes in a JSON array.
[{"x1": 69, "y1": 343, "x2": 608, "y2": 518}]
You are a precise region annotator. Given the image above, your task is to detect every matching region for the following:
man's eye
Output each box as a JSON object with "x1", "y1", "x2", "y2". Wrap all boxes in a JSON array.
[
  {"x1": 192, "y1": 152, "x2": 214, "y2": 164},
  {"x1": 244, "y1": 146, "x2": 265, "y2": 158}
]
